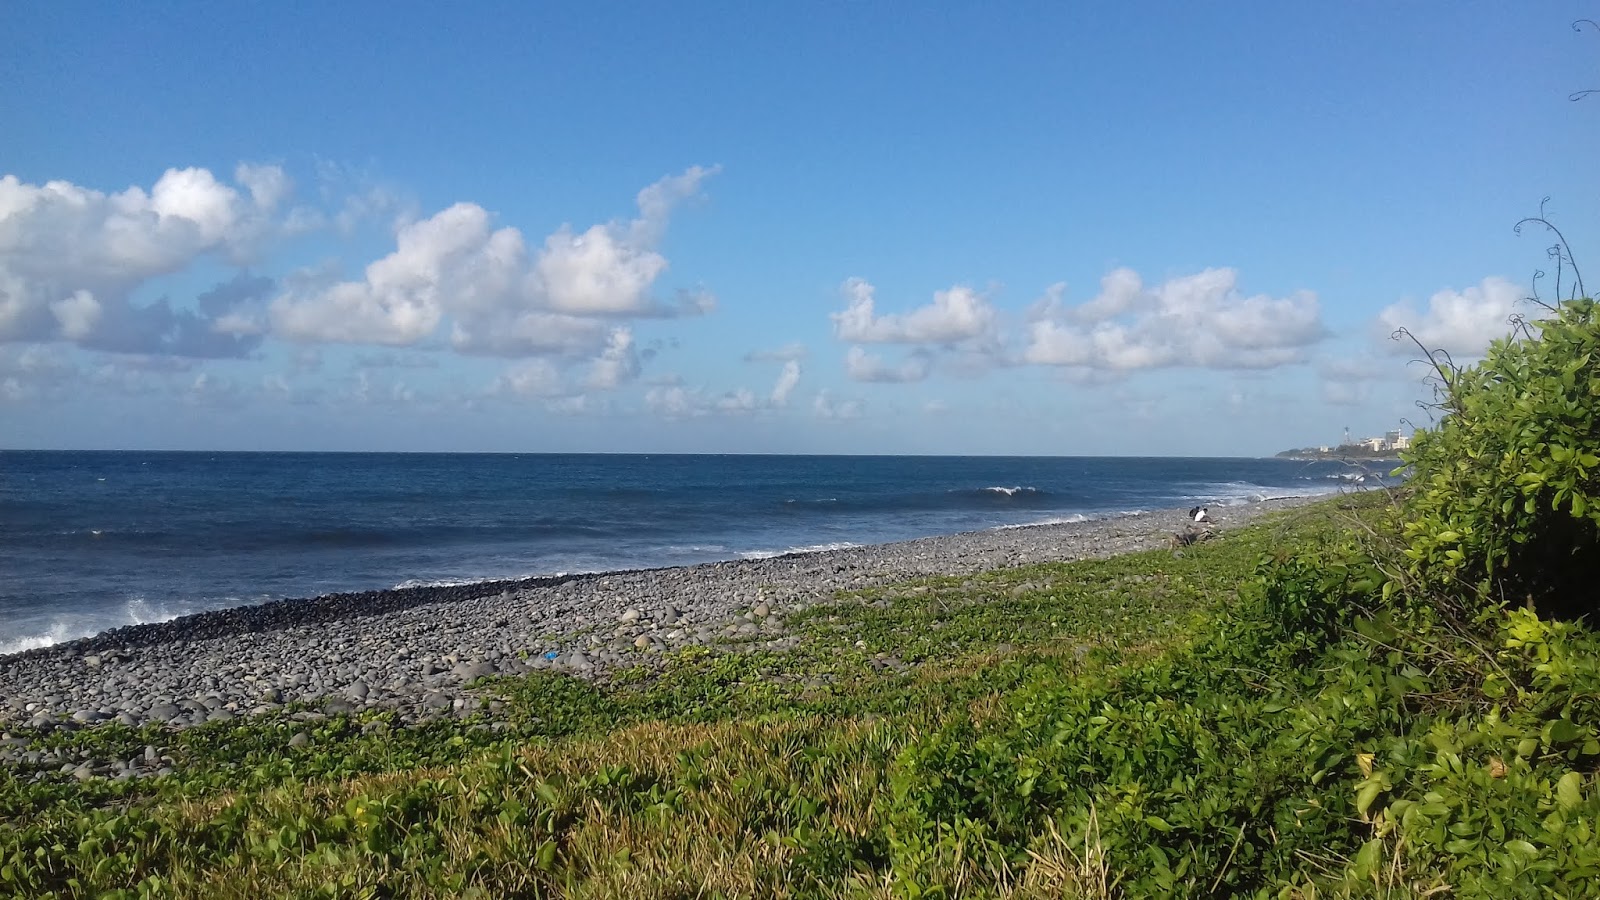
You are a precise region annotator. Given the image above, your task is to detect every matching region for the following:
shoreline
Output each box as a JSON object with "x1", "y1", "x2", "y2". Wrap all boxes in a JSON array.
[{"x1": 0, "y1": 495, "x2": 1327, "y2": 732}]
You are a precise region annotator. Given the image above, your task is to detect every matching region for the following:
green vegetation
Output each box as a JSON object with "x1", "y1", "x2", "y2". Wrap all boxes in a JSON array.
[
  {"x1": 3, "y1": 293, "x2": 1598, "y2": 898},
  {"x1": 1399, "y1": 295, "x2": 1600, "y2": 620}
]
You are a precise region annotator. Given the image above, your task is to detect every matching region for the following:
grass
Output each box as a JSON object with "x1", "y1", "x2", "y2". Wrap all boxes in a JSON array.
[{"x1": 4, "y1": 494, "x2": 1596, "y2": 898}]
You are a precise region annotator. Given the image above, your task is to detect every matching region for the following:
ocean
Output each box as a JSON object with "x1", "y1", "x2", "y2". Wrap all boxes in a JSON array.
[{"x1": 0, "y1": 451, "x2": 1395, "y2": 654}]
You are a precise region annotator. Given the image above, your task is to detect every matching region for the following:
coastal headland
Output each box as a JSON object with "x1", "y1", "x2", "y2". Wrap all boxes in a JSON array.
[{"x1": 0, "y1": 496, "x2": 1318, "y2": 739}]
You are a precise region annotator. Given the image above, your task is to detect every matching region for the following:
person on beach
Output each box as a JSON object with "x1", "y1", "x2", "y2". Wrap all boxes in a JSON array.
[{"x1": 1189, "y1": 506, "x2": 1211, "y2": 524}]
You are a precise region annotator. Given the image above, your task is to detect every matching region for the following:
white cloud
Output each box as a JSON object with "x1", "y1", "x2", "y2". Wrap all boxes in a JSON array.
[
  {"x1": 1071, "y1": 268, "x2": 1144, "y2": 322},
  {"x1": 643, "y1": 377, "x2": 774, "y2": 420},
  {"x1": 183, "y1": 371, "x2": 242, "y2": 407},
  {"x1": 0, "y1": 166, "x2": 290, "y2": 355},
  {"x1": 844, "y1": 346, "x2": 931, "y2": 383},
  {"x1": 270, "y1": 167, "x2": 717, "y2": 353},
  {"x1": 1375, "y1": 276, "x2": 1530, "y2": 359},
  {"x1": 450, "y1": 312, "x2": 610, "y2": 358},
  {"x1": 715, "y1": 388, "x2": 758, "y2": 413},
  {"x1": 813, "y1": 389, "x2": 863, "y2": 421},
  {"x1": 535, "y1": 223, "x2": 667, "y2": 316},
  {"x1": 493, "y1": 358, "x2": 565, "y2": 398},
  {"x1": 769, "y1": 360, "x2": 801, "y2": 405},
  {"x1": 345, "y1": 370, "x2": 416, "y2": 406},
  {"x1": 0, "y1": 344, "x2": 76, "y2": 402},
  {"x1": 645, "y1": 385, "x2": 704, "y2": 419},
  {"x1": 270, "y1": 201, "x2": 501, "y2": 345},
  {"x1": 80, "y1": 354, "x2": 195, "y2": 397},
  {"x1": 832, "y1": 279, "x2": 997, "y2": 344},
  {"x1": 1023, "y1": 267, "x2": 1326, "y2": 372},
  {"x1": 585, "y1": 328, "x2": 640, "y2": 390},
  {"x1": 235, "y1": 162, "x2": 290, "y2": 211},
  {"x1": 50, "y1": 291, "x2": 101, "y2": 340}
]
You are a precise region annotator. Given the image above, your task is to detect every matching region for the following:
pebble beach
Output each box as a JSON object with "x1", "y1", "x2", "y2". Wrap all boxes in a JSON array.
[{"x1": 0, "y1": 498, "x2": 1318, "y2": 750}]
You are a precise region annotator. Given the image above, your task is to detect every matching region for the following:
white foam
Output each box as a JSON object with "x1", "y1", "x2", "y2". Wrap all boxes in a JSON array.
[
  {"x1": 0, "y1": 597, "x2": 191, "y2": 656},
  {"x1": 661, "y1": 544, "x2": 730, "y2": 555},
  {"x1": 980, "y1": 486, "x2": 1038, "y2": 496},
  {"x1": 1194, "y1": 481, "x2": 1345, "y2": 505},
  {"x1": 739, "y1": 541, "x2": 859, "y2": 560},
  {"x1": 391, "y1": 576, "x2": 498, "y2": 590},
  {"x1": 993, "y1": 514, "x2": 1090, "y2": 530},
  {"x1": 0, "y1": 621, "x2": 77, "y2": 655}
]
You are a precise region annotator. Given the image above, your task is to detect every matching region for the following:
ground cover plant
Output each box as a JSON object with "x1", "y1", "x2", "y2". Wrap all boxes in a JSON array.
[{"x1": 2, "y1": 296, "x2": 1598, "y2": 898}]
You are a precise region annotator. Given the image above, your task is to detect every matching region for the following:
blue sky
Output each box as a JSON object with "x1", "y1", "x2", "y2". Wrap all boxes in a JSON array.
[{"x1": 3, "y1": 2, "x2": 1597, "y2": 455}]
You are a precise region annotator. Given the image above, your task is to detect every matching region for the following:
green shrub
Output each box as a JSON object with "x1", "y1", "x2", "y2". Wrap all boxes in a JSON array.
[{"x1": 1399, "y1": 295, "x2": 1600, "y2": 621}]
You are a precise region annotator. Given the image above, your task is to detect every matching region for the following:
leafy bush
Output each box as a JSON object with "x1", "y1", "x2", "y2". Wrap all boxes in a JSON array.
[{"x1": 1399, "y1": 295, "x2": 1600, "y2": 620}]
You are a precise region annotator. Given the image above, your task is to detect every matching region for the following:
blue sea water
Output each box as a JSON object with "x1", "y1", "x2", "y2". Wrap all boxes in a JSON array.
[{"x1": 0, "y1": 451, "x2": 1394, "y2": 654}]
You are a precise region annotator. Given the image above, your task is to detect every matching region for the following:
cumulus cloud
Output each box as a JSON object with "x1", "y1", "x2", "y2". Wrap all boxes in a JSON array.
[
  {"x1": 769, "y1": 360, "x2": 801, "y2": 406},
  {"x1": 1375, "y1": 276, "x2": 1531, "y2": 359},
  {"x1": 585, "y1": 328, "x2": 641, "y2": 390},
  {"x1": 844, "y1": 346, "x2": 931, "y2": 383},
  {"x1": 271, "y1": 201, "x2": 501, "y2": 345},
  {"x1": 1023, "y1": 267, "x2": 1327, "y2": 372},
  {"x1": 235, "y1": 163, "x2": 291, "y2": 212},
  {"x1": 642, "y1": 373, "x2": 783, "y2": 420},
  {"x1": 270, "y1": 166, "x2": 718, "y2": 354},
  {"x1": 1071, "y1": 268, "x2": 1145, "y2": 323},
  {"x1": 644, "y1": 385, "x2": 704, "y2": 419},
  {"x1": 832, "y1": 279, "x2": 997, "y2": 345},
  {"x1": 450, "y1": 312, "x2": 611, "y2": 358},
  {"x1": 0, "y1": 167, "x2": 292, "y2": 356}
]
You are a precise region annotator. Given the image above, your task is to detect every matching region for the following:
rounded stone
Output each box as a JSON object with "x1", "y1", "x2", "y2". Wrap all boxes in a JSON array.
[{"x1": 450, "y1": 661, "x2": 496, "y2": 681}]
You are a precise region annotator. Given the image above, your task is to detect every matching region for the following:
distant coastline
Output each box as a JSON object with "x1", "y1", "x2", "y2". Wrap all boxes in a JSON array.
[{"x1": 1274, "y1": 447, "x2": 1403, "y2": 462}]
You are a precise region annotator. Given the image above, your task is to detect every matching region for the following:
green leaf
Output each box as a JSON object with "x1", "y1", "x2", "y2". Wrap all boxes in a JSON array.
[
  {"x1": 1548, "y1": 719, "x2": 1584, "y2": 746},
  {"x1": 1557, "y1": 772, "x2": 1584, "y2": 811},
  {"x1": 1352, "y1": 838, "x2": 1383, "y2": 877},
  {"x1": 535, "y1": 839, "x2": 558, "y2": 870},
  {"x1": 1355, "y1": 781, "x2": 1385, "y2": 818},
  {"x1": 1505, "y1": 839, "x2": 1539, "y2": 860}
]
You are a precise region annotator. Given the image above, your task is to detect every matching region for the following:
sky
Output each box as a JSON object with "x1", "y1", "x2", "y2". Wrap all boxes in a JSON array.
[{"x1": 2, "y1": 2, "x2": 1597, "y2": 456}]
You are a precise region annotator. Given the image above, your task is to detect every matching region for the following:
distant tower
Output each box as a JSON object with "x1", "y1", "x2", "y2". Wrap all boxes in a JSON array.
[{"x1": 1343, "y1": 426, "x2": 1351, "y2": 447}]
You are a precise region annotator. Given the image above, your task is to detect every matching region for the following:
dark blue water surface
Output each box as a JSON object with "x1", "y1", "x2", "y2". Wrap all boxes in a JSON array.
[{"x1": 0, "y1": 451, "x2": 1394, "y2": 653}]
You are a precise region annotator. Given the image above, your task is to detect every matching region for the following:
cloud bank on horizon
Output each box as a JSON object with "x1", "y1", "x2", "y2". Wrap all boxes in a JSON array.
[
  {"x1": 2, "y1": 5, "x2": 1591, "y2": 455},
  {"x1": 0, "y1": 162, "x2": 1557, "y2": 451}
]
